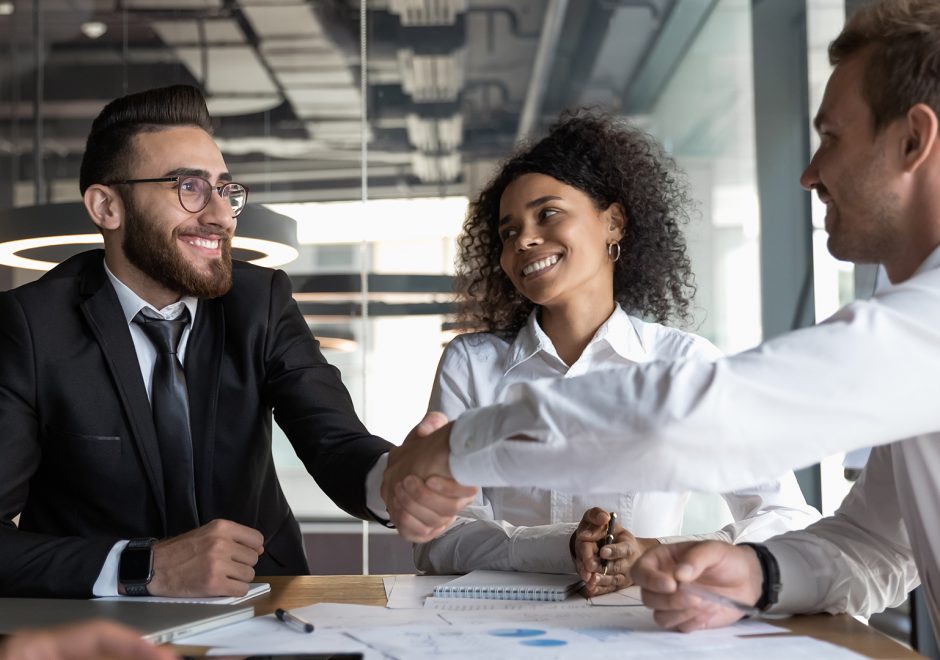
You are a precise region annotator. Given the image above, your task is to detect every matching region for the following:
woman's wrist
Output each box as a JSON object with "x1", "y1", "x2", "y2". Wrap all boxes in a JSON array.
[{"x1": 636, "y1": 537, "x2": 661, "y2": 555}]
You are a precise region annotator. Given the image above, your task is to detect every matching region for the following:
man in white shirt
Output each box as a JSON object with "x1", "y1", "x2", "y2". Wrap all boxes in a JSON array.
[{"x1": 382, "y1": 0, "x2": 940, "y2": 635}]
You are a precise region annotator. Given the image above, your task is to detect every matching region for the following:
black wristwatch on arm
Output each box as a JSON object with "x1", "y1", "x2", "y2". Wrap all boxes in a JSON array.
[
  {"x1": 119, "y1": 537, "x2": 156, "y2": 596},
  {"x1": 740, "y1": 542, "x2": 781, "y2": 611}
]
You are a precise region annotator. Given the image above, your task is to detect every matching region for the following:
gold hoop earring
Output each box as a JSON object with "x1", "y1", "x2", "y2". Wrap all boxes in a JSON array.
[{"x1": 607, "y1": 242, "x2": 621, "y2": 262}]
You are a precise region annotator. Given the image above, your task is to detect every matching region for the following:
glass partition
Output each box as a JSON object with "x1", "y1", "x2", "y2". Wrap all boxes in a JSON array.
[
  {"x1": 807, "y1": 0, "x2": 854, "y2": 516},
  {"x1": 0, "y1": 0, "x2": 849, "y2": 566}
]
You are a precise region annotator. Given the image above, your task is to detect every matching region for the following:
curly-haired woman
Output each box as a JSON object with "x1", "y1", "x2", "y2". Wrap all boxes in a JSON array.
[{"x1": 414, "y1": 111, "x2": 819, "y2": 595}]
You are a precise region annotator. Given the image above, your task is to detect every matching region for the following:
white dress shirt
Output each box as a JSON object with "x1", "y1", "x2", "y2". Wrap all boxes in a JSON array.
[
  {"x1": 415, "y1": 307, "x2": 819, "y2": 574},
  {"x1": 446, "y1": 246, "x2": 940, "y2": 626}
]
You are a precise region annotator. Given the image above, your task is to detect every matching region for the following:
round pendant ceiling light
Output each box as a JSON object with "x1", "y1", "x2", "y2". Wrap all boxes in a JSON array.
[{"x1": 0, "y1": 202, "x2": 300, "y2": 271}]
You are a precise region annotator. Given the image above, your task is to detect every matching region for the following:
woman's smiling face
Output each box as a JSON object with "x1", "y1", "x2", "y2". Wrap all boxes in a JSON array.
[{"x1": 498, "y1": 172, "x2": 623, "y2": 308}]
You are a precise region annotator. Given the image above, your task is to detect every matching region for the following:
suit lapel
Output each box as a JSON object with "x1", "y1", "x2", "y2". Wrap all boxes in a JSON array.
[
  {"x1": 184, "y1": 298, "x2": 224, "y2": 520},
  {"x1": 78, "y1": 259, "x2": 167, "y2": 532}
]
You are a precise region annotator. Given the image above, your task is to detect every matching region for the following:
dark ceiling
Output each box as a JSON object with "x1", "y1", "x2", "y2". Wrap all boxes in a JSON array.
[{"x1": 0, "y1": 0, "x2": 714, "y2": 206}]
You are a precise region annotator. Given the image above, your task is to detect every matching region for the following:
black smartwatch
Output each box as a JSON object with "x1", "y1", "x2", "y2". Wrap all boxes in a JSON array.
[
  {"x1": 740, "y1": 542, "x2": 781, "y2": 611},
  {"x1": 119, "y1": 537, "x2": 156, "y2": 596}
]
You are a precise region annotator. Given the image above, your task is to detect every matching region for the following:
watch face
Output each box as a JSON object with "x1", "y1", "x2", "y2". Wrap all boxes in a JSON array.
[{"x1": 119, "y1": 546, "x2": 153, "y2": 582}]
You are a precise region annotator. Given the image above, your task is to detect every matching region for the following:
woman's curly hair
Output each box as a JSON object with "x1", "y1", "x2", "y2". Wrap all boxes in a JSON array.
[{"x1": 455, "y1": 110, "x2": 696, "y2": 336}]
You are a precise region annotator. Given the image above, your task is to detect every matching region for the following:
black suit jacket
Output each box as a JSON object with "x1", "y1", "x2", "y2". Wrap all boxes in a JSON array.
[{"x1": 0, "y1": 250, "x2": 392, "y2": 597}]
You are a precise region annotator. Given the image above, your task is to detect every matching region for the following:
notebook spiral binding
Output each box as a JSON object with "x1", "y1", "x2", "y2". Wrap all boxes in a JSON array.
[{"x1": 432, "y1": 583, "x2": 570, "y2": 602}]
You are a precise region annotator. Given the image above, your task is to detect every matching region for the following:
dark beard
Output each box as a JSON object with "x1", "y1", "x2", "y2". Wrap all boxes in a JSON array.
[{"x1": 121, "y1": 194, "x2": 233, "y2": 299}]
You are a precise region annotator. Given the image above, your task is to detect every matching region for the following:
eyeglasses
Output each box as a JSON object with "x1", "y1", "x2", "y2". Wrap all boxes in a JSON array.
[{"x1": 107, "y1": 176, "x2": 249, "y2": 217}]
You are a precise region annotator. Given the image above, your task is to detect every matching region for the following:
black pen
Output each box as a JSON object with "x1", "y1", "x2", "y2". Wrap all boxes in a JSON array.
[
  {"x1": 599, "y1": 511, "x2": 617, "y2": 575},
  {"x1": 275, "y1": 607, "x2": 314, "y2": 633}
]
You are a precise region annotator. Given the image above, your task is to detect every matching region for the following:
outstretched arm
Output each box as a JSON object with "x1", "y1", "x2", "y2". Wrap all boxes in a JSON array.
[{"x1": 444, "y1": 278, "x2": 940, "y2": 493}]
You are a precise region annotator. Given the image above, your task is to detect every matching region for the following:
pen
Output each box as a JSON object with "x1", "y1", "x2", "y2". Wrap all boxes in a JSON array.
[
  {"x1": 678, "y1": 582, "x2": 762, "y2": 618},
  {"x1": 599, "y1": 511, "x2": 617, "y2": 576},
  {"x1": 275, "y1": 607, "x2": 315, "y2": 633}
]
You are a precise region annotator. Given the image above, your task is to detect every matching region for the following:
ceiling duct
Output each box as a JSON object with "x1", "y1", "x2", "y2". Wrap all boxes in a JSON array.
[
  {"x1": 411, "y1": 151, "x2": 461, "y2": 183},
  {"x1": 406, "y1": 112, "x2": 463, "y2": 151},
  {"x1": 240, "y1": 1, "x2": 362, "y2": 146},
  {"x1": 397, "y1": 48, "x2": 466, "y2": 103},
  {"x1": 389, "y1": 6, "x2": 467, "y2": 184},
  {"x1": 388, "y1": 0, "x2": 469, "y2": 27},
  {"x1": 124, "y1": 1, "x2": 225, "y2": 8},
  {"x1": 151, "y1": 17, "x2": 281, "y2": 116}
]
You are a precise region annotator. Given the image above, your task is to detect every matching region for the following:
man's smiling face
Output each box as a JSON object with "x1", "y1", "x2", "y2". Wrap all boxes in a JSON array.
[{"x1": 117, "y1": 126, "x2": 237, "y2": 299}]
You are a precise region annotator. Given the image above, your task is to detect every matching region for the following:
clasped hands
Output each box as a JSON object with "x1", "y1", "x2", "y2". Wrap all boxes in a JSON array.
[
  {"x1": 572, "y1": 507, "x2": 660, "y2": 596},
  {"x1": 380, "y1": 412, "x2": 478, "y2": 542},
  {"x1": 574, "y1": 510, "x2": 765, "y2": 631}
]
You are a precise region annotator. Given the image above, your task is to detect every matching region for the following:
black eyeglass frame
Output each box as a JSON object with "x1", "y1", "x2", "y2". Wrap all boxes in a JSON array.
[{"x1": 106, "y1": 176, "x2": 249, "y2": 217}]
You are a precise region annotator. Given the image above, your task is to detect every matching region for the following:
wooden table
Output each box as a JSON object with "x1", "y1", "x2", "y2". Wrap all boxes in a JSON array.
[{"x1": 180, "y1": 575, "x2": 922, "y2": 658}]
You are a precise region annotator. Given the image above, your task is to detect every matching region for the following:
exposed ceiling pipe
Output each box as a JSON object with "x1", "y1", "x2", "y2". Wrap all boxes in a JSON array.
[
  {"x1": 32, "y1": 0, "x2": 44, "y2": 205},
  {"x1": 515, "y1": 0, "x2": 569, "y2": 143}
]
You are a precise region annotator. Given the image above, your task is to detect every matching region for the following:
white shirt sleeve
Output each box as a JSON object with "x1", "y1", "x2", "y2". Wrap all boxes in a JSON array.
[
  {"x1": 652, "y1": 336, "x2": 821, "y2": 545},
  {"x1": 413, "y1": 492, "x2": 578, "y2": 574},
  {"x1": 365, "y1": 453, "x2": 390, "y2": 522},
  {"x1": 765, "y1": 444, "x2": 918, "y2": 617},
  {"x1": 416, "y1": 338, "x2": 578, "y2": 574},
  {"x1": 449, "y1": 271, "x2": 940, "y2": 493},
  {"x1": 658, "y1": 471, "x2": 821, "y2": 545},
  {"x1": 92, "y1": 540, "x2": 129, "y2": 597}
]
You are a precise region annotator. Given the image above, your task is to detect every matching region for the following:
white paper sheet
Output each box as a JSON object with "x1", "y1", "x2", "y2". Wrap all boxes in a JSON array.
[
  {"x1": 384, "y1": 574, "x2": 455, "y2": 608},
  {"x1": 177, "y1": 601, "x2": 858, "y2": 659},
  {"x1": 294, "y1": 603, "x2": 449, "y2": 630},
  {"x1": 431, "y1": 604, "x2": 785, "y2": 636},
  {"x1": 177, "y1": 604, "x2": 449, "y2": 648},
  {"x1": 343, "y1": 622, "x2": 847, "y2": 659},
  {"x1": 204, "y1": 630, "x2": 377, "y2": 658},
  {"x1": 588, "y1": 585, "x2": 644, "y2": 606},
  {"x1": 424, "y1": 595, "x2": 592, "y2": 612}
]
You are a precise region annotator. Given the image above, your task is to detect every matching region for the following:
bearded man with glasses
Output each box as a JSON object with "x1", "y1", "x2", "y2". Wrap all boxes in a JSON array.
[{"x1": 0, "y1": 85, "x2": 476, "y2": 598}]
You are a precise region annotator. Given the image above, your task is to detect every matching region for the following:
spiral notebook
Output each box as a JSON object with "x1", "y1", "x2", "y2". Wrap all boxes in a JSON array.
[{"x1": 432, "y1": 570, "x2": 583, "y2": 602}]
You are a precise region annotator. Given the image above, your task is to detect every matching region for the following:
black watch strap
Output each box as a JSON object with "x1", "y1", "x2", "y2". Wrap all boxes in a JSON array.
[
  {"x1": 741, "y1": 542, "x2": 781, "y2": 611},
  {"x1": 124, "y1": 582, "x2": 150, "y2": 597},
  {"x1": 120, "y1": 537, "x2": 156, "y2": 596}
]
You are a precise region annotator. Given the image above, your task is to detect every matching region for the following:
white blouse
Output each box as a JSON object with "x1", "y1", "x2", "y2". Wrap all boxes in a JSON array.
[{"x1": 415, "y1": 306, "x2": 820, "y2": 574}]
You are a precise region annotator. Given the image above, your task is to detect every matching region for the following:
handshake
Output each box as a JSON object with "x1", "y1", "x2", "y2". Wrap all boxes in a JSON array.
[{"x1": 380, "y1": 412, "x2": 478, "y2": 542}]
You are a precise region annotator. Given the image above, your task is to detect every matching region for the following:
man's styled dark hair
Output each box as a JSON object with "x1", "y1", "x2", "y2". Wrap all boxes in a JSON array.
[
  {"x1": 455, "y1": 109, "x2": 695, "y2": 337},
  {"x1": 830, "y1": 0, "x2": 940, "y2": 132},
  {"x1": 79, "y1": 85, "x2": 213, "y2": 194}
]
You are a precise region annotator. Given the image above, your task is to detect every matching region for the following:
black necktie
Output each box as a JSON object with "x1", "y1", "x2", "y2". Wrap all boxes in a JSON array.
[{"x1": 134, "y1": 308, "x2": 199, "y2": 536}]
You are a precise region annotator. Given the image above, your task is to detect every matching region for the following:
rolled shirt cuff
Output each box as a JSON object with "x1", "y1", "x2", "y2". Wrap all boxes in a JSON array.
[
  {"x1": 763, "y1": 537, "x2": 826, "y2": 613},
  {"x1": 508, "y1": 523, "x2": 581, "y2": 574}
]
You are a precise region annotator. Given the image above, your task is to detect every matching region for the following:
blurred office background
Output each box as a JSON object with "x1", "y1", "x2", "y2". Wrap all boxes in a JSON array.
[{"x1": 3, "y1": 0, "x2": 918, "y2": 648}]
